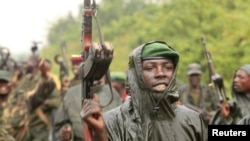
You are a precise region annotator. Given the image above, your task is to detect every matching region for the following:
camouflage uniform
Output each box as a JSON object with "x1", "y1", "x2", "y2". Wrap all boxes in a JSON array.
[
  {"x1": 27, "y1": 73, "x2": 60, "y2": 141},
  {"x1": 178, "y1": 63, "x2": 217, "y2": 125},
  {"x1": 1, "y1": 91, "x2": 29, "y2": 141},
  {"x1": 0, "y1": 127, "x2": 15, "y2": 141},
  {"x1": 0, "y1": 70, "x2": 29, "y2": 141},
  {"x1": 179, "y1": 84, "x2": 217, "y2": 111},
  {"x1": 53, "y1": 83, "x2": 121, "y2": 141},
  {"x1": 14, "y1": 59, "x2": 60, "y2": 141}
]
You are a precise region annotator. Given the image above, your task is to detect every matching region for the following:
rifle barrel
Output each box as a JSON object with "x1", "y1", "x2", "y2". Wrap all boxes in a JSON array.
[{"x1": 200, "y1": 36, "x2": 229, "y2": 103}]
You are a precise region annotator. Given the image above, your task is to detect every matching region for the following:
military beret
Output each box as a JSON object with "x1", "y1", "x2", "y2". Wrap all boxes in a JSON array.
[
  {"x1": 71, "y1": 55, "x2": 83, "y2": 65},
  {"x1": 111, "y1": 71, "x2": 126, "y2": 83},
  {"x1": 141, "y1": 41, "x2": 179, "y2": 66},
  {"x1": 0, "y1": 70, "x2": 11, "y2": 82}
]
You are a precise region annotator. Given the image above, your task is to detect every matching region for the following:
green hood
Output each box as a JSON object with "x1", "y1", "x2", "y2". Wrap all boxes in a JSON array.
[{"x1": 125, "y1": 41, "x2": 180, "y2": 121}]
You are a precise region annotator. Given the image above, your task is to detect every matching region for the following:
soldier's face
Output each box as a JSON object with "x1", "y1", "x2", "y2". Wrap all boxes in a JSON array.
[
  {"x1": 233, "y1": 69, "x2": 250, "y2": 93},
  {"x1": 0, "y1": 80, "x2": 10, "y2": 95},
  {"x1": 142, "y1": 58, "x2": 175, "y2": 93},
  {"x1": 188, "y1": 74, "x2": 201, "y2": 87}
]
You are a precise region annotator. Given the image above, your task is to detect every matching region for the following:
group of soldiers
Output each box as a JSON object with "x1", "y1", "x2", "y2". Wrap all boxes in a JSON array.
[
  {"x1": 178, "y1": 62, "x2": 250, "y2": 126},
  {"x1": 0, "y1": 46, "x2": 61, "y2": 141},
  {"x1": 0, "y1": 45, "x2": 127, "y2": 141},
  {"x1": 1, "y1": 40, "x2": 250, "y2": 141}
]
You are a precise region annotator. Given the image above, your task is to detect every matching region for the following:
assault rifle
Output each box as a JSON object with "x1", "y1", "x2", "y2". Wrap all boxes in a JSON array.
[
  {"x1": 54, "y1": 39, "x2": 71, "y2": 134},
  {"x1": 31, "y1": 41, "x2": 41, "y2": 56},
  {"x1": 60, "y1": 38, "x2": 69, "y2": 74},
  {"x1": 54, "y1": 38, "x2": 69, "y2": 79},
  {"x1": 0, "y1": 47, "x2": 11, "y2": 70},
  {"x1": 80, "y1": 0, "x2": 113, "y2": 140},
  {"x1": 200, "y1": 36, "x2": 229, "y2": 103}
]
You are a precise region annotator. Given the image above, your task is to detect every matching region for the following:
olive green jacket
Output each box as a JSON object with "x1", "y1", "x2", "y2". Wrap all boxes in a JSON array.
[{"x1": 179, "y1": 83, "x2": 217, "y2": 112}]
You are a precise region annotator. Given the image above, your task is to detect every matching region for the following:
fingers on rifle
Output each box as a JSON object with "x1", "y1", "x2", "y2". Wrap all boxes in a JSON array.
[{"x1": 81, "y1": 98, "x2": 101, "y2": 119}]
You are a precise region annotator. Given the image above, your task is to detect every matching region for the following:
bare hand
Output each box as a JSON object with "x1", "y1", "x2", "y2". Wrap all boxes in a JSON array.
[
  {"x1": 220, "y1": 101, "x2": 230, "y2": 118},
  {"x1": 81, "y1": 94, "x2": 105, "y2": 132}
]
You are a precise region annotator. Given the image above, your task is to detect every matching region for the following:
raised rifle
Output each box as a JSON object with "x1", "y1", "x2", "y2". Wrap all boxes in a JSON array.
[
  {"x1": 31, "y1": 41, "x2": 41, "y2": 56},
  {"x1": 54, "y1": 38, "x2": 70, "y2": 79},
  {"x1": 80, "y1": 0, "x2": 113, "y2": 140},
  {"x1": 60, "y1": 38, "x2": 69, "y2": 74},
  {"x1": 200, "y1": 36, "x2": 229, "y2": 103},
  {"x1": 0, "y1": 47, "x2": 11, "y2": 70}
]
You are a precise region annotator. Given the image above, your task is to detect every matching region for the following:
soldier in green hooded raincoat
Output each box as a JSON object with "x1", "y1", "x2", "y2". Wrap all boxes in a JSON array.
[
  {"x1": 81, "y1": 41, "x2": 207, "y2": 141},
  {"x1": 210, "y1": 64, "x2": 250, "y2": 125}
]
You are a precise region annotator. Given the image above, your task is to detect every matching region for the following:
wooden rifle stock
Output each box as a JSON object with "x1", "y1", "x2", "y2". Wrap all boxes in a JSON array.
[{"x1": 201, "y1": 36, "x2": 229, "y2": 103}]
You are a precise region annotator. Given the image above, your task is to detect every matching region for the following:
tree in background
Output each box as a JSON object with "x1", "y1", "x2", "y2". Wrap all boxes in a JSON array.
[{"x1": 41, "y1": 0, "x2": 250, "y2": 95}]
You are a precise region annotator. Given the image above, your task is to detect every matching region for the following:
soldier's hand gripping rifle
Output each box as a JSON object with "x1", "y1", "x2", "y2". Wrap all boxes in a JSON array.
[
  {"x1": 80, "y1": 0, "x2": 113, "y2": 140},
  {"x1": 201, "y1": 36, "x2": 229, "y2": 103}
]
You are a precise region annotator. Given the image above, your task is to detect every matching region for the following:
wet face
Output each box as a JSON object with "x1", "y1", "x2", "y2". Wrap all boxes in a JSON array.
[
  {"x1": 142, "y1": 58, "x2": 175, "y2": 93},
  {"x1": 233, "y1": 69, "x2": 250, "y2": 93}
]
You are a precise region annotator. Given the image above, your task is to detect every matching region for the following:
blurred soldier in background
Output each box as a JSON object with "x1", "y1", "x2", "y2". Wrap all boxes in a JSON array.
[
  {"x1": 14, "y1": 53, "x2": 60, "y2": 140},
  {"x1": 0, "y1": 47, "x2": 17, "y2": 75},
  {"x1": 69, "y1": 55, "x2": 82, "y2": 87},
  {"x1": 210, "y1": 64, "x2": 250, "y2": 125},
  {"x1": 0, "y1": 70, "x2": 29, "y2": 140},
  {"x1": 0, "y1": 127, "x2": 15, "y2": 141},
  {"x1": 111, "y1": 71, "x2": 129, "y2": 103},
  {"x1": 26, "y1": 58, "x2": 61, "y2": 141},
  {"x1": 53, "y1": 76, "x2": 122, "y2": 141},
  {"x1": 178, "y1": 63, "x2": 217, "y2": 125}
]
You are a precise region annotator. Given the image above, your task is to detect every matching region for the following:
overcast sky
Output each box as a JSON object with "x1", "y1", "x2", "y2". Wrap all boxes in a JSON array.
[{"x1": 0, "y1": 0, "x2": 83, "y2": 55}]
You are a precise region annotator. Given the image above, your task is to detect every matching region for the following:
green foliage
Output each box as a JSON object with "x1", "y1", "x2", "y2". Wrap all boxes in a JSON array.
[{"x1": 41, "y1": 0, "x2": 250, "y2": 97}]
